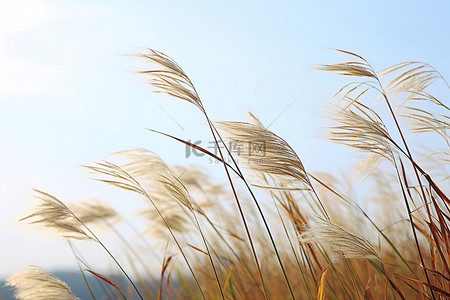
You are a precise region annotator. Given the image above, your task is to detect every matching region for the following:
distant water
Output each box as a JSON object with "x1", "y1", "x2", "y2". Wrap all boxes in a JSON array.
[{"x1": 0, "y1": 270, "x2": 141, "y2": 299}]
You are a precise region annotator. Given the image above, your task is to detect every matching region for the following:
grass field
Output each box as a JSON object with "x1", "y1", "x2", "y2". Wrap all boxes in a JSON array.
[{"x1": 5, "y1": 49, "x2": 450, "y2": 299}]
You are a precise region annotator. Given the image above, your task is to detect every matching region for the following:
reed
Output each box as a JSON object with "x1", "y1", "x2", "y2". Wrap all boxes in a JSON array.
[{"x1": 6, "y1": 49, "x2": 449, "y2": 299}]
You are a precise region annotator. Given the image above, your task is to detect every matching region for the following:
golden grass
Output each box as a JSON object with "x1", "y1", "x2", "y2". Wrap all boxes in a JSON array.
[{"x1": 6, "y1": 48, "x2": 450, "y2": 299}]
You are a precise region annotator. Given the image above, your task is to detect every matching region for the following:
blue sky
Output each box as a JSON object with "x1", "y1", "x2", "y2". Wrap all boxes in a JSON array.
[{"x1": 1, "y1": 1, "x2": 449, "y2": 277}]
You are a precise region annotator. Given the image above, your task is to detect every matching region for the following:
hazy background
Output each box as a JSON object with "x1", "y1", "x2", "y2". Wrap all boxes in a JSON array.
[{"x1": 1, "y1": 0, "x2": 449, "y2": 279}]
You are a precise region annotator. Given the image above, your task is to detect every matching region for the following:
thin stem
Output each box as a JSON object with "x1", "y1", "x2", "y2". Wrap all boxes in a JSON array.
[
  {"x1": 209, "y1": 119, "x2": 297, "y2": 299},
  {"x1": 137, "y1": 189, "x2": 207, "y2": 299},
  {"x1": 271, "y1": 192, "x2": 313, "y2": 299},
  {"x1": 82, "y1": 226, "x2": 138, "y2": 300},
  {"x1": 308, "y1": 173, "x2": 417, "y2": 277},
  {"x1": 204, "y1": 117, "x2": 269, "y2": 300},
  {"x1": 374, "y1": 74, "x2": 435, "y2": 298},
  {"x1": 68, "y1": 240, "x2": 97, "y2": 300},
  {"x1": 190, "y1": 206, "x2": 226, "y2": 299},
  {"x1": 392, "y1": 158, "x2": 432, "y2": 299}
]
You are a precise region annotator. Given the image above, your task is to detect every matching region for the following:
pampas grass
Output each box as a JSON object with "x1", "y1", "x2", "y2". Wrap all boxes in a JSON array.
[
  {"x1": 7, "y1": 48, "x2": 449, "y2": 299},
  {"x1": 20, "y1": 190, "x2": 93, "y2": 241},
  {"x1": 299, "y1": 221, "x2": 381, "y2": 262},
  {"x1": 6, "y1": 267, "x2": 81, "y2": 300},
  {"x1": 139, "y1": 49, "x2": 204, "y2": 111},
  {"x1": 216, "y1": 120, "x2": 310, "y2": 189}
]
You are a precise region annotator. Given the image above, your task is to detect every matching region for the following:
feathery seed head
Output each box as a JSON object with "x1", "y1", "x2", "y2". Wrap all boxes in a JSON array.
[
  {"x1": 329, "y1": 101, "x2": 396, "y2": 174},
  {"x1": 216, "y1": 121, "x2": 310, "y2": 190},
  {"x1": 69, "y1": 199, "x2": 119, "y2": 225},
  {"x1": 139, "y1": 49, "x2": 204, "y2": 111},
  {"x1": 6, "y1": 266, "x2": 81, "y2": 300},
  {"x1": 20, "y1": 190, "x2": 93, "y2": 241},
  {"x1": 299, "y1": 221, "x2": 381, "y2": 262}
]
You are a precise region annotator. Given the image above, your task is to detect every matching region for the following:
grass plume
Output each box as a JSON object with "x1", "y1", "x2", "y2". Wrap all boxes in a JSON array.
[
  {"x1": 6, "y1": 267, "x2": 81, "y2": 300},
  {"x1": 8, "y1": 48, "x2": 450, "y2": 299}
]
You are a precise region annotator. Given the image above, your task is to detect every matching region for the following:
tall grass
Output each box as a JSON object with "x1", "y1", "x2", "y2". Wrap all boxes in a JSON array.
[{"x1": 6, "y1": 49, "x2": 449, "y2": 299}]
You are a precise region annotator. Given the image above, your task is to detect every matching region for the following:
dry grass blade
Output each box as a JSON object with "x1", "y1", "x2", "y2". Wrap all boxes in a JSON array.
[
  {"x1": 86, "y1": 270, "x2": 128, "y2": 300},
  {"x1": 6, "y1": 266, "x2": 81, "y2": 300},
  {"x1": 329, "y1": 100, "x2": 396, "y2": 170},
  {"x1": 20, "y1": 190, "x2": 93, "y2": 240},
  {"x1": 159, "y1": 255, "x2": 174, "y2": 300},
  {"x1": 394, "y1": 273, "x2": 450, "y2": 298},
  {"x1": 139, "y1": 49, "x2": 203, "y2": 111},
  {"x1": 186, "y1": 244, "x2": 209, "y2": 255},
  {"x1": 299, "y1": 221, "x2": 382, "y2": 262},
  {"x1": 216, "y1": 121, "x2": 310, "y2": 189},
  {"x1": 85, "y1": 270, "x2": 116, "y2": 287},
  {"x1": 317, "y1": 266, "x2": 329, "y2": 300}
]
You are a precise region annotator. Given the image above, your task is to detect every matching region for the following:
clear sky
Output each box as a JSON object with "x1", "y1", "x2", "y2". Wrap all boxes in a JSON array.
[{"x1": 1, "y1": 1, "x2": 449, "y2": 277}]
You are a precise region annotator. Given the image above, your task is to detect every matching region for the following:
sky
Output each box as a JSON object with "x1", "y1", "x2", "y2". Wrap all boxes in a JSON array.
[{"x1": 1, "y1": 1, "x2": 449, "y2": 278}]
